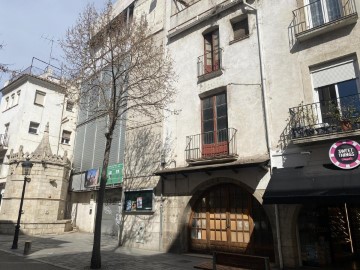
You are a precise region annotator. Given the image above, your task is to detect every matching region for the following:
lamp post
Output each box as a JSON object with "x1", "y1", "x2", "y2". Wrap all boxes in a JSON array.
[{"x1": 11, "y1": 159, "x2": 33, "y2": 249}]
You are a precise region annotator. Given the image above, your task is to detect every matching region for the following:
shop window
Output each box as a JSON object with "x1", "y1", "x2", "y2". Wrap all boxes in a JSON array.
[
  {"x1": 28, "y1": 122, "x2": 40, "y2": 134},
  {"x1": 231, "y1": 17, "x2": 249, "y2": 42},
  {"x1": 61, "y1": 130, "x2": 71, "y2": 144},
  {"x1": 124, "y1": 190, "x2": 153, "y2": 212},
  {"x1": 34, "y1": 90, "x2": 46, "y2": 106}
]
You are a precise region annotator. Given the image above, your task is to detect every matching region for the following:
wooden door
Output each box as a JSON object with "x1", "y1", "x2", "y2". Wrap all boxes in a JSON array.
[
  {"x1": 190, "y1": 184, "x2": 274, "y2": 259},
  {"x1": 201, "y1": 93, "x2": 228, "y2": 158},
  {"x1": 203, "y1": 30, "x2": 219, "y2": 74}
]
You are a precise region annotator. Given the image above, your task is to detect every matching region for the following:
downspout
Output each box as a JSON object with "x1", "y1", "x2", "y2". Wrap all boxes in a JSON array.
[
  {"x1": 57, "y1": 94, "x2": 66, "y2": 155},
  {"x1": 243, "y1": 0, "x2": 270, "y2": 154},
  {"x1": 243, "y1": 1, "x2": 283, "y2": 268},
  {"x1": 275, "y1": 204, "x2": 284, "y2": 269}
]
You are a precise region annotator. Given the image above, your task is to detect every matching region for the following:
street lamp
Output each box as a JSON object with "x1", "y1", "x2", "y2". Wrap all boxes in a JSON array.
[{"x1": 11, "y1": 159, "x2": 33, "y2": 249}]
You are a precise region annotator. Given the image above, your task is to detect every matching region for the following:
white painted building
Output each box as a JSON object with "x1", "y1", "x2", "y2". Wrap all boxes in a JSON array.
[{"x1": 0, "y1": 60, "x2": 77, "y2": 209}]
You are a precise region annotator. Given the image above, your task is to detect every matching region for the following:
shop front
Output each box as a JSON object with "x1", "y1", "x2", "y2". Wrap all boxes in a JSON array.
[{"x1": 265, "y1": 139, "x2": 360, "y2": 268}]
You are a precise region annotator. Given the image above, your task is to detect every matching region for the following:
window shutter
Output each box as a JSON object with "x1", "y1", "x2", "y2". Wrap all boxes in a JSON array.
[
  {"x1": 311, "y1": 59, "x2": 357, "y2": 88},
  {"x1": 35, "y1": 91, "x2": 45, "y2": 105}
]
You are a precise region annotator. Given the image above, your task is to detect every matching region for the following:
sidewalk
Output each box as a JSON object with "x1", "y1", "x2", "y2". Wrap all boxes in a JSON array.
[{"x1": 0, "y1": 232, "x2": 208, "y2": 270}]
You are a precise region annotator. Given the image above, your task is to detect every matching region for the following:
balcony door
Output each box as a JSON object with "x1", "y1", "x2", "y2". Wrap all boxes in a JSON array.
[
  {"x1": 306, "y1": 0, "x2": 342, "y2": 29},
  {"x1": 318, "y1": 79, "x2": 360, "y2": 124},
  {"x1": 204, "y1": 29, "x2": 220, "y2": 74},
  {"x1": 202, "y1": 93, "x2": 228, "y2": 158}
]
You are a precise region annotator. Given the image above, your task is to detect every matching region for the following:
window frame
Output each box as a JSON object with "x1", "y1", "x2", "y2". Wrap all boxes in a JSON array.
[
  {"x1": 203, "y1": 28, "x2": 220, "y2": 74},
  {"x1": 66, "y1": 101, "x2": 74, "y2": 112},
  {"x1": 28, "y1": 122, "x2": 40, "y2": 134},
  {"x1": 201, "y1": 92, "x2": 229, "y2": 157},
  {"x1": 61, "y1": 130, "x2": 71, "y2": 145},
  {"x1": 34, "y1": 90, "x2": 46, "y2": 106},
  {"x1": 230, "y1": 16, "x2": 249, "y2": 43}
]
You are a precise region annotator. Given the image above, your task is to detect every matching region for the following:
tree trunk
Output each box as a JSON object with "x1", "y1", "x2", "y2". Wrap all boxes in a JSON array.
[{"x1": 90, "y1": 133, "x2": 112, "y2": 269}]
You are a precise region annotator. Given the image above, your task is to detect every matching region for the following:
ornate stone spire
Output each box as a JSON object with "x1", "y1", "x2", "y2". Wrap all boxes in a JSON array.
[{"x1": 33, "y1": 122, "x2": 53, "y2": 156}]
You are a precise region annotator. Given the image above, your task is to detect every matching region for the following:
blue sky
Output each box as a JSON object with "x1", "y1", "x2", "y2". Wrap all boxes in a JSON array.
[{"x1": 0, "y1": 0, "x2": 112, "y2": 86}]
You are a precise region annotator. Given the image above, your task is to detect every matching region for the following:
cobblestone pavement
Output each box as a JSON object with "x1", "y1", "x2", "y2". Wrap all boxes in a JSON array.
[{"x1": 0, "y1": 232, "x2": 209, "y2": 270}]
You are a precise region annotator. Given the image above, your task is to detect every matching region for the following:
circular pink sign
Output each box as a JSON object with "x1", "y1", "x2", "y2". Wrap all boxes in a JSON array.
[{"x1": 329, "y1": 140, "x2": 360, "y2": 169}]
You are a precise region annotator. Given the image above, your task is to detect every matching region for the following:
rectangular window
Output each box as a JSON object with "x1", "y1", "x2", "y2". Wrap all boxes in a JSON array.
[
  {"x1": 28, "y1": 122, "x2": 40, "y2": 134},
  {"x1": 61, "y1": 130, "x2": 71, "y2": 144},
  {"x1": 311, "y1": 58, "x2": 359, "y2": 124},
  {"x1": 16, "y1": 90, "x2": 21, "y2": 105},
  {"x1": 10, "y1": 94, "x2": 15, "y2": 107},
  {"x1": 5, "y1": 97, "x2": 9, "y2": 110},
  {"x1": 66, "y1": 101, "x2": 74, "y2": 112},
  {"x1": 124, "y1": 190, "x2": 153, "y2": 212},
  {"x1": 34, "y1": 91, "x2": 46, "y2": 106},
  {"x1": 231, "y1": 17, "x2": 249, "y2": 41},
  {"x1": 201, "y1": 93, "x2": 228, "y2": 157},
  {"x1": 306, "y1": 0, "x2": 342, "y2": 28},
  {"x1": 203, "y1": 29, "x2": 220, "y2": 74}
]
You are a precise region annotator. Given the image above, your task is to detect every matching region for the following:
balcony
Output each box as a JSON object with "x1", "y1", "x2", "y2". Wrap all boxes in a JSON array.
[
  {"x1": 197, "y1": 48, "x2": 223, "y2": 82},
  {"x1": 289, "y1": 94, "x2": 360, "y2": 144},
  {"x1": 290, "y1": 0, "x2": 357, "y2": 42},
  {"x1": 185, "y1": 128, "x2": 238, "y2": 165},
  {"x1": 169, "y1": 0, "x2": 242, "y2": 38}
]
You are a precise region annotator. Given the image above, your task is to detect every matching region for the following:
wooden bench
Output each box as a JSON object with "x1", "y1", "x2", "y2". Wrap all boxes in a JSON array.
[{"x1": 194, "y1": 251, "x2": 271, "y2": 270}]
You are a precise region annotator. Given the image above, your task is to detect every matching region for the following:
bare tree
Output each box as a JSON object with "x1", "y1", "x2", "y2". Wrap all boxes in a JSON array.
[
  {"x1": 0, "y1": 43, "x2": 9, "y2": 73},
  {"x1": 61, "y1": 2, "x2": 175, "y2": 269}
]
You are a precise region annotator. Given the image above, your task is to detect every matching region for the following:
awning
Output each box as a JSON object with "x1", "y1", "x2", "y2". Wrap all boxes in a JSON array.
[
  {"x1": 263, "y1": 165, "x2": 360, "y2": 204},
  {"x1": 154, "y1": 157, "x2": 269, "y2": 178}
]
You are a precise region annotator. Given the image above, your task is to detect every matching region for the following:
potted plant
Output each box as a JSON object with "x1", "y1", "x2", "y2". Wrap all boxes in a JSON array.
[{"x1": 326, "y1": 101, "x2": 360, "y2": 131}]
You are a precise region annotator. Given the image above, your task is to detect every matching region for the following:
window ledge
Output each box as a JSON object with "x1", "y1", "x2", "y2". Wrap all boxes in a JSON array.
[
  {"x1": 3, "y1": 104, "x2": 19, "y2": 112},
  {"x1": 229, "y1": 34, "x2": 249, "y2": 45},
  {"x1": 34, "y1": 103, "x2": 44, "y2": 107},
  {"x1": 198, "y1": 69, "x2": 223, "y2": 83},
  {"x1": 28, "y1": 133, "x2": 39, "y2": 135},
  {"x1": 124, "y1": 210, "x2": 154, "y2": 215}
]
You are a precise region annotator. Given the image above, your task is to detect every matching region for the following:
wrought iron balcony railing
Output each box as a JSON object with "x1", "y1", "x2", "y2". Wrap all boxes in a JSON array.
[
  {"x1": 289, "y1": 94, "x2": 360, "y2": 140},
  {"x1": 185, "y1": 128, "x2": 237, "y2": 163},
  {"x1": 197, "y1": 48, "x2": 223, "y2": 77},
  {"x1": 292, "y1": 0, "x2": 357, "y2": 35}
]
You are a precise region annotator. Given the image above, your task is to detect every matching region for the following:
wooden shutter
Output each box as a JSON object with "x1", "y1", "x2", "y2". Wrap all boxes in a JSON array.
[
  {"x1": 212, "y1": 30, "x2": 220, "y2": 71},
  {"x1": 204, "y1": 34, "x2": 213, "y2": 73}
]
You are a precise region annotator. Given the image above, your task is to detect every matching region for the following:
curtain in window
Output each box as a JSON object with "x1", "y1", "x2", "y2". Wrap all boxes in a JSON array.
[
  {"x1": 309, "y1": 0, "x2": 324, "y2": 27},
  {"x1": 326, "y1": 0, "x2": 341, "y2": 21}
]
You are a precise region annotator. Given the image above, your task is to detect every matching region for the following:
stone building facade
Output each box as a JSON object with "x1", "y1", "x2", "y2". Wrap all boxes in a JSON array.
[{"x1": 0, "y1": 124, "x2": 72, "y2": 234}]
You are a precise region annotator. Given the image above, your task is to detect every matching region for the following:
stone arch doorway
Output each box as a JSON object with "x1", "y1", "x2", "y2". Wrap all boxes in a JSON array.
[{"x1": 189, "y1": 183, "x2": 274, "y2": 259}]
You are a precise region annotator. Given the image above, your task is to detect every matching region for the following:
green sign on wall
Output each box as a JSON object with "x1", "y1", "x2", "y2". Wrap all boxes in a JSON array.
[{"x1": 106, "y1": 163, "x2": 123, "y2": 185}]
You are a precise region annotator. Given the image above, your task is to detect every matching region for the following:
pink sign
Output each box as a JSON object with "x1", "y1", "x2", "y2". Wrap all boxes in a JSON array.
[{"x1": 329, "y1": 140, "x2": 360, "y2": 169}]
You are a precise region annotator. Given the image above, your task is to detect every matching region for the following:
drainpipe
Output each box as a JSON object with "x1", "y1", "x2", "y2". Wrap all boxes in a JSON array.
[
  {"x1": 244, "y1": 0, "x2": 283, "y2": 268},
  {"x1": 275, "y1": 204, "x2": 284, "y2": 269},
  {"x1": 243, "y1": 0, "x2": 270, "y2": 154}
]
